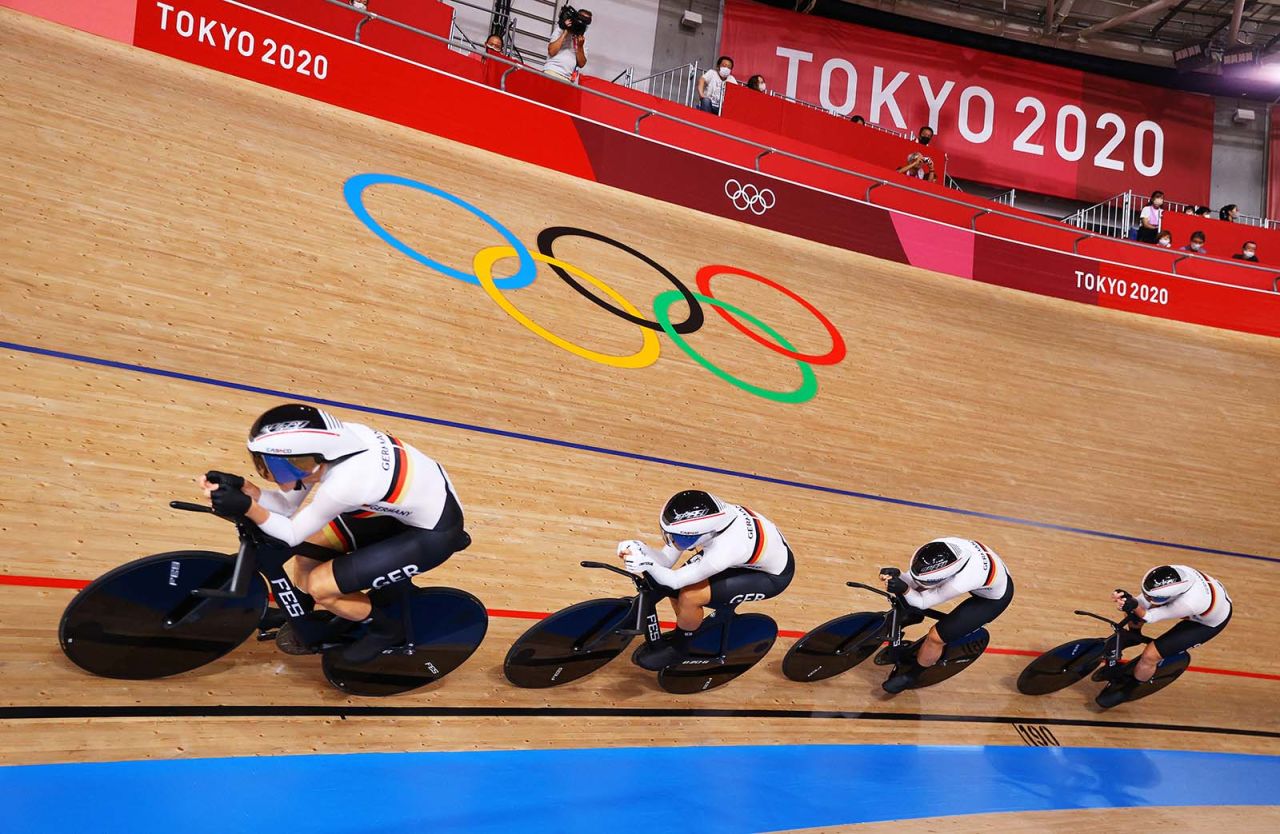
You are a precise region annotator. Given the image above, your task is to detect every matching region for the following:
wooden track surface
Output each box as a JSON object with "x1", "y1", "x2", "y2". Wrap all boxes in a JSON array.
[
  {"x1": 2, "y1": 7, "x2": 1279, "y2": 784},
  {"x1": 779, "y1": 805, "x2": 1280, "y2": 832}
]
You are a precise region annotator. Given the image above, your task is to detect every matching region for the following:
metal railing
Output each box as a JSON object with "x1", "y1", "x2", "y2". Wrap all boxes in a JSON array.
[
  {"x1": 628, "y1": 62, "x2": 701, "y2": 108},
  {"x1": 1063, "y1": 191, "x2": 1136, "y2": 239},
  {"x1": 313, "y1": 1, "x2": 1279, "y2": 293},
  {"x1": 992, "y1": 188, "x2": 1017, "y2": 207}
]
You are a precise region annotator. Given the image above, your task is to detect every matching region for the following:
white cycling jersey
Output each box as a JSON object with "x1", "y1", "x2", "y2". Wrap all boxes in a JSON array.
[
  {"x1": 901, "y1": 538, "x2": 1010, "y2": 610},
  {"x1": 1138, "y1": 567, "x2": 1231, "y2": 627},
  {"x1": 255, "y1": 422, "x2": 458, "y2": 547},
  {"x1": 632, "y1": 502, "x2": 790, "y2": 590}
]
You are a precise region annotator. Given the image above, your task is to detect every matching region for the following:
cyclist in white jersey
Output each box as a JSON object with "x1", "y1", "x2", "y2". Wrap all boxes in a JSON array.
[
  {"x1": 1108, "y1": 564, "x2": 1232, "y2": 686},
  {"x1": 879, "y1": 537, "x2": 1015, "y2": 693},
  {"x1": 617, "y1": 490, "x2": 794, "y2": 670},
  {"x1": 201, "y1": 403, "x2": 468, "y2": 664}
]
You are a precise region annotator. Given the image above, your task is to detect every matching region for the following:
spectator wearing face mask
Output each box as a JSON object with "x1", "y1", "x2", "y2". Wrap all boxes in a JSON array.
[
  {"x1": 745, "y1": 74, "x2": 767, "y2": 94},
  {"x1": 696, "y1": 56, "x2": 736, "y2": 115},
  {"x1": 1156, "y1": 230, "x2": 1172, "y2": 248},
  {"x1": 917, "y1": 126, "x2": 936, "y2": 146},
  {"x1": 1136, "y1": 190, "x2": 1164, "y2": 244},
  {"x1": 1232, "y1": 241, "x2": 1259, "y2": 262},
  {"x1": 1182, "y1": 231, "x2": 1207, "y2": 254},
  {"x1": 1194, "y1": 205, "x2": 1212, "y2": 218},
  {"x1": 850, "y1": 115, "x2": 866, "y2": 125},
  {"x1": 1219, "y1": 204, "x2": 1239, "y2": 223}
]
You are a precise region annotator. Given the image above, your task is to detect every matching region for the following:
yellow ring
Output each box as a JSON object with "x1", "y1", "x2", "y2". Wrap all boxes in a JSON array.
[{"x1": 473, "y1": 245, "x2": 661, "y2": 369}]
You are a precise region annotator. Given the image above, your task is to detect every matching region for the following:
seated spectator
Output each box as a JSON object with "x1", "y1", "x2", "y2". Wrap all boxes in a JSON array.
[
  {"x1": 850, "y1": 115, "x2": 866, "y2": 125},
  {"x1": 745, "y1": 74, "x2": 767, "y2": 93},
  {"x1": 1232, "y1": 241, "x2": 1259, "y2": 262},
  {"x1": 1219, "y1": 204, "x2": 1239, "y2": 223},
  {"x1": 1156, "y1": 230, "x2": 1173, "y2": 248},
  {"x1": 917, "y1": 125, "x2": 935, "y2": 146},
  {"x1": 1181, "y1": 230, "x2": 1207, "y2": 254},
  {"x1": 897, "y1": 152, "x2": 937, "y2": 183},
  {"x1": 1136, "y1": 190, "x2": 1163, "y2": 244},
  {"x1": 1194, "y1": 205, "x2": 1212, "y2": 217},
  {"x1": 696, "y1": 56, "x2": 736, "y2": 115},
  {"x1": 543, "y1": 9, "x2": 591, "y2": 81}
]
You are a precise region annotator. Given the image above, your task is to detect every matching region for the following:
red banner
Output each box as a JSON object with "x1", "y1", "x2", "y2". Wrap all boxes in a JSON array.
[{"x1": 719, "y1": 0, "x2": 1214, "y2": 203}]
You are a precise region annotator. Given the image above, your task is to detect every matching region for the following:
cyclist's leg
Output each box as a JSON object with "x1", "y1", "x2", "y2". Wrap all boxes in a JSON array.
[
  {"x1": 1133, "y1": 613, "x2": 1229, "y2": 681},
  {"x1": 672, "y1": 582, "x2": 712, "y2": 631},
  {"x1": 294, "y1": 516, "x2": 373, "y2": 621},
  {"x1": 923, "y1": 577, "x2": 1015, "y2": 667}
]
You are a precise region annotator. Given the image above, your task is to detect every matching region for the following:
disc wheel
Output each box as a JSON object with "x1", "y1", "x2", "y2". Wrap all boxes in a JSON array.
[
  {"x1": 781, "y1": 611, "x2": 888, "y2": 682},
  {"x1": 658, "y1": 613, "x2": 778, "y2": 694},
  {"x1": 1017, "y1": 638, "x2": 1108, "y2": 695},
  {"x1": 59, "y1": 551, "x2": 266, "y2": 679},
  {"x1": 324, "y1": 587, "x2": 489, "y2": 697},
  {"x1": 503, "y1": 598, "x2": 635, "y2": 688}
]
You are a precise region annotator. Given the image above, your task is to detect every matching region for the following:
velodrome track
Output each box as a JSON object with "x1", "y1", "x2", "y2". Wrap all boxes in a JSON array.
[{"x1": 1, "y1": 9, "x2": 1278, "y2": 830}]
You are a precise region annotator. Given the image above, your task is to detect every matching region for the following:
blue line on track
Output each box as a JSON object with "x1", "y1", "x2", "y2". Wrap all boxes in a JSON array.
[
  {"x1": 3, "y1": 339, "x2": 1276, "y2": 564},
  {"x1": 2, "y1": 744, "x2": 1278, "y2": 833}
]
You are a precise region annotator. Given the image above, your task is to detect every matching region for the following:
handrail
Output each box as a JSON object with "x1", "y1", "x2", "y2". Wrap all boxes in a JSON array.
[
  {"x1": 754, "y1": 149, "x2": 773, "y2": 171},
  {"x1": 1274, "y1": 275, "x2": 1280, "y2": 292},
  {"x1": 1073, "y1": 234, "x2": 1089, "y2": 255},
  {"x1": 314, "y1": 0, "x2": 1280, "y2": 290},
  {"x1": 969, "y1": 209, "x2": 989, "y2": 231}
]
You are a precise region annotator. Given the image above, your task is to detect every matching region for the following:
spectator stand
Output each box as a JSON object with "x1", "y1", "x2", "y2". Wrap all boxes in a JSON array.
[{"x1": 311, "y1": 0, "x2": 1279, "y2": 295}]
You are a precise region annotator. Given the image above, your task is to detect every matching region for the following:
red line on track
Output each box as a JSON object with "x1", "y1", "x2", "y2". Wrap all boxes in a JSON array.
[{"x1": 7, "y1": 573, "x2": 1278, "y2": 682}]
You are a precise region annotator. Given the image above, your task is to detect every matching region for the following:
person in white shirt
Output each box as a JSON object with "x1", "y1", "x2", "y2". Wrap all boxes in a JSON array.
[
  {"x1": 1108, "y1": 565, "x2": 1232, "y2": 685},
  {"x1": 617, "y1": 490, "x2": 794, "y2": 669},
  {"x1": 201, "y1": 404, "x2": 469, "y2": 665},
  {"x1": 879, "y1": 538, "x2": 1014, "y2": 692},
  {"x1": 696, "y1": 56, "x2": 737, "y2": 115},
  {"x1": 1136, "y1": 190, "x2": 1164, "y2": 244},
  {"x1": 543, "y1": 8, "x2": 591, "y2": 80}
]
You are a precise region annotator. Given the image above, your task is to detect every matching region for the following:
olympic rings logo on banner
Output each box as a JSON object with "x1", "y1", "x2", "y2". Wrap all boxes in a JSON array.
[
  {"x1": 724, "y1": 179, "x2": 776, "y2": 215},
  {"x1": 343, "y1": 173, "x2": 845, "y2": 404}
]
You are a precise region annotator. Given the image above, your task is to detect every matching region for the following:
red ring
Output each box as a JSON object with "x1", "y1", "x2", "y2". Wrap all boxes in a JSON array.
[{"x1": 696, "y1": 265, "x2": 846, "y2": 366}]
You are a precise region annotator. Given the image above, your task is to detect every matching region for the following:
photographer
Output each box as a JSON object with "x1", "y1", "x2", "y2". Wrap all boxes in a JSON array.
[{"x1": 544, "y1": 6, "x2": 591, "y2": 81}]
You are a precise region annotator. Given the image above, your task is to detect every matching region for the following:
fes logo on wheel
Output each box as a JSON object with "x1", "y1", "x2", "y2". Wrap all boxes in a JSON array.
[{"x1": 345, "y1": 173, "x2": 844, "y2": 404}]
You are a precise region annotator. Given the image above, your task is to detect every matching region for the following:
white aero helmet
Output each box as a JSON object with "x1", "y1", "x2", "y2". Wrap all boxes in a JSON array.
[
  {"x1": 247, "y1": 403, "x2": 366, "y2": 483},
  {"x1": 1142, "y1": 565, "x2": 1197, "y2": 604},
  {"x1": 660, "y1": 490, "x2": 734, "y2": 551},
  {"x1": 909, "y1": 539, "x2": 971, "y2": 586}
]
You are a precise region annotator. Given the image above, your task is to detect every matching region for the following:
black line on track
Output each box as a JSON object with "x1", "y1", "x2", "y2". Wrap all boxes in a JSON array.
[{"x1": 3, "y1": 705, "x2": 1278, "y2": 739}]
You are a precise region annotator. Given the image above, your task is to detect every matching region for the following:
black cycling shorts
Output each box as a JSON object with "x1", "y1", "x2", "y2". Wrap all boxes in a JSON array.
[
  {"x1": 318, "y1": 492, "x2": 466, "y2": 595},
  {"x1": 933, "y1": 576, "x2": 1015, "y2": 644},
  {"x1": 706, "y1": 549, "x2": 796, "y2": 608},
  {"x1": 1152, "y1": 611, "x2": 1231, "y2": 658}
]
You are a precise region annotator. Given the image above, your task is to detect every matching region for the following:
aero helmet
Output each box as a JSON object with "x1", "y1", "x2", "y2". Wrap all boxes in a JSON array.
[
  {"x1": 247, "y1": 403, "x2": 365, "y2": 483},
  {"x1": 660, "y1": 490, "x2": 733, "y2": 551},
  {"x1": 1142, "y1": 565, "x2": 1196, "y2": 604},
  {"x1": 909, "y1": 539, "x2": 969, "y2": 586}
]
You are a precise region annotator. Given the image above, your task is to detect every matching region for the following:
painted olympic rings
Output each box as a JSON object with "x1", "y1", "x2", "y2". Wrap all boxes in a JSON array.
[
  {"x1": 344, "y1": 174, "x2": 846, "y2": 403},
  {"x1": 536, "y1": 227, "x2": 703, "y2": 334},
  {"x1": 474, "y1": 246, "x2": 661, "y2": 370}
]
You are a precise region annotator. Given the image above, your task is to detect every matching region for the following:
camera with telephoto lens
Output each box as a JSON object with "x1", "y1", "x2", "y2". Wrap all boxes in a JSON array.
[{"x1": 558, "y1": 5, "x2": 592, "y2": 35}]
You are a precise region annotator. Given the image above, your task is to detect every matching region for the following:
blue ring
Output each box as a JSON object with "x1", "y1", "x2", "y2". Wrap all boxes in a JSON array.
[{"x1": 343, "y1": 173, "x2": 537, "y2": 289}]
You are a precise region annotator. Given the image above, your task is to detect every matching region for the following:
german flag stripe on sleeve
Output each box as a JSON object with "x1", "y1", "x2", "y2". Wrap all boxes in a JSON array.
[
  {"x1": 325, "y1": 519, "x2": 352, "y2": 553},
  {"x1": 378, "y1": 435, "x2": 411, "y2": 504},
  {"x1": 744, "y1": 507, "x2": 766, "y2": 565},
  {"x1": 1196, "y1": 570, "x2": 1217, "y2": 617}
]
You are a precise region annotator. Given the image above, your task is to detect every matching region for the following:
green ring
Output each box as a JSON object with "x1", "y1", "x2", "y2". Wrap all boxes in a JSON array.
[{"x1": 653, "y1": 290, "x2": 819, "y2": 404}]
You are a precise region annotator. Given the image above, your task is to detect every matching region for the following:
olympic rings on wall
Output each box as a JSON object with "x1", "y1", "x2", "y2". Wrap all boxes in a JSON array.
[{"x1": 344, "y1": 174, "x2": 847, "y2": 403}]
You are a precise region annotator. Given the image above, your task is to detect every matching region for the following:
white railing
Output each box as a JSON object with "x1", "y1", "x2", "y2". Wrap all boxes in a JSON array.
[{"x1": 628, "y1": 62, "x2": 701, "y2": 108}]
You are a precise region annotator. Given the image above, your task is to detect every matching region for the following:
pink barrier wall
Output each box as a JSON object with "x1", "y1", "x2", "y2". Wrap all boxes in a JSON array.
[{"x1": 3, "y1": 0, "x2": 136, "y2": 41}]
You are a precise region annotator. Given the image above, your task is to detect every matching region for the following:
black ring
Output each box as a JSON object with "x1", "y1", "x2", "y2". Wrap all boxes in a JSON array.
[{"x1": 536, "y1": 226, "x2": 704, "y2": 334}]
